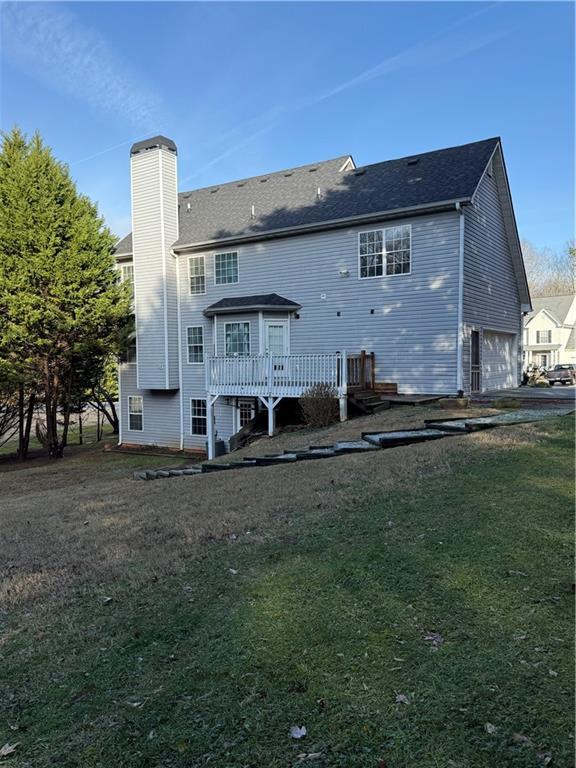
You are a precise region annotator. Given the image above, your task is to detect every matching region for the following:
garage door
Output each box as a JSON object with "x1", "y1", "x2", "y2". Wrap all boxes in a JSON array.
[{"x1": 482, "y1": 331, "x2": 517, "y2": 391}]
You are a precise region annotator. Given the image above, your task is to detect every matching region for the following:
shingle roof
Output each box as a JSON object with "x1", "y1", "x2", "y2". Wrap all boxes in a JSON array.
[
  {"x1": 114, "y1": 138, "x2": 500, "y2": 253},
  {"x1": 203, "y1": 293, "x2": 301, "y2": 316},
  {"x1": 566, "y1": 326, "x2": 576, "y2": 350},
  {"x1": 528, "y1": 295, "x2": 575, "y2": 325}
]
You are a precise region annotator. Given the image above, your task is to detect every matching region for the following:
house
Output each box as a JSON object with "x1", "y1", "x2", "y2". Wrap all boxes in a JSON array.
[
  {"x1": 523, "y1": 294, "x2": 576, "y2": 368},
  {"x1": 114, "y1": 135, "x2": 531, "y2": 457}
]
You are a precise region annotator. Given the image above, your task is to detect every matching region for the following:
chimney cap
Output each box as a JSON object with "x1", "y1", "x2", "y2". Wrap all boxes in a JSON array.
[{"x1": 130, "y1": 135, "x2": 177, "y2": 156}]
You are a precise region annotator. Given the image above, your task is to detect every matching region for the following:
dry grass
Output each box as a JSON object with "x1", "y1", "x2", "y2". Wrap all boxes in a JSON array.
[{"x1": 0, "y1": 404, "x2": 535, "y2": 612}]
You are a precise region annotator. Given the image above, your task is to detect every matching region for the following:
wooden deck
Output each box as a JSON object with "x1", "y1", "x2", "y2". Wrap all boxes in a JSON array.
[{"x1": 380, "y1": 395, "x2": 444, "y2": 406}]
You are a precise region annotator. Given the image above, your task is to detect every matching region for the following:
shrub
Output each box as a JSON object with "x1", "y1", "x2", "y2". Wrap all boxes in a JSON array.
[{"x1": 299, "y1": 383, "x2": 339, "y2": 428}]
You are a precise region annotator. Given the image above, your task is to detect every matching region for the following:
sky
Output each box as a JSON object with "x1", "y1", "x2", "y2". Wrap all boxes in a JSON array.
[{"x1": 0, "y1": 1, "x2": 573, "y2": 252}]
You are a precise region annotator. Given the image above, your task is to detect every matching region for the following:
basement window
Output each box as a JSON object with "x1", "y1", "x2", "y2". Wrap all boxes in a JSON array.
[
  {"x1": 128, "y1": 395, "x2": 143, "y2": 431},
  {"x1": 190, "y1": 399, "x2": 207, "y2": 436}
]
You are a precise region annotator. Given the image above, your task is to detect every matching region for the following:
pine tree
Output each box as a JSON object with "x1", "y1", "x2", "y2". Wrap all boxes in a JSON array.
[{"x1": 0, "y1": 128, "x2": 130, "y2": 458}]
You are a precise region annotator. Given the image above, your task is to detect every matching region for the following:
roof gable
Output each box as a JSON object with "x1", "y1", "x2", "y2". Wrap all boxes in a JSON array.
[{"x1": 529, "y1": 294, "x2": 575, "y2": 325}]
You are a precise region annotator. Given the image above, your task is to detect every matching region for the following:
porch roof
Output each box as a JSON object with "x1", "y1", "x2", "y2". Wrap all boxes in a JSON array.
[{"x1": 203, "y1": 292, "x2": 301, "y2": 316}]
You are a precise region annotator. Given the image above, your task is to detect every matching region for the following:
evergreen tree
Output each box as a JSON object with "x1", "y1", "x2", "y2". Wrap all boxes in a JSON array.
[{"x1": 0, "y1": 127, "x2": 130, "y2": 458}]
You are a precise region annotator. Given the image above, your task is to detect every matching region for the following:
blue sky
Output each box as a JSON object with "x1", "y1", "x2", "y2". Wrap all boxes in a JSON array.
[{"x1": 1, "y1": 1, "x2": 573, "y2": 251}]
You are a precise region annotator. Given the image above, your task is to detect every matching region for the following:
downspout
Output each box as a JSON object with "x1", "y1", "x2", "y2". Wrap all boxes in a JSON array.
[
  {"x1": 456, "y1": 202, "x2": 465, "y2": 394},
  {"x1": 171, "y1": 247, "x2": 185, "y2": 450}
]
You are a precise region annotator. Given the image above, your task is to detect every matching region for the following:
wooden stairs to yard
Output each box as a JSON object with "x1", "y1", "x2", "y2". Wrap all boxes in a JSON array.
[{"x1": 348, "y1": 383, "x2": 398, "y2": 414}]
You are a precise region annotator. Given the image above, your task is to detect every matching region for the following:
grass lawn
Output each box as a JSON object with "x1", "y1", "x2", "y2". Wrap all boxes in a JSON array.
[{"x1": 0, "y1": 410, "x2": 573, "y2": 767}]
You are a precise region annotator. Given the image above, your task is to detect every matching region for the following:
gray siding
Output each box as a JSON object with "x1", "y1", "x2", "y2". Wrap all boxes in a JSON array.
[
  {"x1": 119, "y1": 363, "x2": 180, "y2": 448},
  {"x1": 122, "y1": 209, "x2": 463, "y2": 450},
  {"x1": 131, "y1": 148, "x2": 179, "y2": 390},
  {"x1": 462, "y1": 163, "x2": 522, "y2": 391}
]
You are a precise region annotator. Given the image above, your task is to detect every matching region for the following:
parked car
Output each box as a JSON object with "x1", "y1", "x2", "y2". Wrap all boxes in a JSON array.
[{"x1": 546, "y1": 364, "x2": 576, "y2": 385}]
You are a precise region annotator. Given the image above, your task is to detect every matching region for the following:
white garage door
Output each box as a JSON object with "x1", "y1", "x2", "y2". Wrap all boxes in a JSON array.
[{"x1": 482, "y1": 331, "x2": 517, "y2": 391}]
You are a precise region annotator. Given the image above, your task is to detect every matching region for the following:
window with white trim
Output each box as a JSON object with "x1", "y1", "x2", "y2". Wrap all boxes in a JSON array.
[
  {"x1": 225, "y1": 322, "x2": 250, "y2": 356},
  {"x1": 536, "y1": 330, "x2": 551, "y2": 344},
  {"x1": 189, "y1": 255, "x2": 206, "y2": 295},
  {"x1": 190, "y1": 398, "x2": 207, "y2": 435},
  {"x1": 128, "y1": 395, "x2": 143, "y2": 431},
  {"x1": 120, "y1": 263, "x2": 134, "y2": 300},
  {"x1": 359, "y1": 225, "x2": 411, "y2": 278},
  {"x1": 126, "y1": 336, "x2": 137, "y2": 364},
  {"x1": 214, "y1": 251, "x2": 239, "y2": 284},
  {"x1": 187, "y1": 326, "x2": 204, "y2": 363},
  {"x1": 239, "y1": 401, "x2": 255, "y2": 428}
]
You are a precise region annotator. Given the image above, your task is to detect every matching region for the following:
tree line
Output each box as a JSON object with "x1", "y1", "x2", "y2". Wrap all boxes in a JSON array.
[
  {"x1": 0, "y1": 128, "x2": 131, "y2": 459},
  {"x1": 521, "y1": 239, "x2": 575, "y2": 298}
]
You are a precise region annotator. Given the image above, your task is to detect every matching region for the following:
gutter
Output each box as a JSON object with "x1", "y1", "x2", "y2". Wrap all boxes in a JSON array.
[
  {"x1": 173, "y1": 197, "x2": 472, "y2": 253},
  {"x1": 456, "y1": 202, "x2": 465, "y2": 393}
]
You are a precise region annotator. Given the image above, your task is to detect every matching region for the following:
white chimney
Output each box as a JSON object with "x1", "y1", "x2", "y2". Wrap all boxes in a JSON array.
[{"x1": 130, "y1": 136, "x2": 179, "y2": 390}]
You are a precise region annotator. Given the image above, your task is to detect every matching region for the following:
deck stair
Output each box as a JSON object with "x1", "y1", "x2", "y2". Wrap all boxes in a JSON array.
[{"x1": 348, "y1": 389, "x2": 392, "y2": 415}]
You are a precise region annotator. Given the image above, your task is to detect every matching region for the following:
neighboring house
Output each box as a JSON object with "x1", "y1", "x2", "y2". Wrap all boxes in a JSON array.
[
  {"x1": 523, "y1": 294, "x2": 576, "y2": 368},
  {"x1": 114, "y1": 135, "x2": 530, "y2": 457}
]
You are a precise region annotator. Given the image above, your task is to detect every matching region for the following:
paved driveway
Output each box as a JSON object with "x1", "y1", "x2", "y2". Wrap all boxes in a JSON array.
[{"x1": 480, "y1": 385, "x2": 576, "y2": 402}]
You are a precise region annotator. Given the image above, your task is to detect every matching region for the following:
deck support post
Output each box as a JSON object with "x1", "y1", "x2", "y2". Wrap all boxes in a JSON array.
[
  {"x1": 339, "y1": 349, "x2": 348, "y2": 422},
  {"x1": 267, "y1": 397, "x2": 275, "y2": 436},
  {"x1": 206, "y1": 394, "x2": 219, "y2": 460}
]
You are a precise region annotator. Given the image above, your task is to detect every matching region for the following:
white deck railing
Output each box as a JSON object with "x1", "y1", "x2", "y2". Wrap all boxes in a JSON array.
[{"x1": 206, "y1": 353, "x2": 347, "y2": 398}]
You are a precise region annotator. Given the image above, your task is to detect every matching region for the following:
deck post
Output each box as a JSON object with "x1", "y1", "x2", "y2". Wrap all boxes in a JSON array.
[
  {"x1": 206, "y1": 395, "x2": 216, "y2": 460},
  {"x1": 267, "y1": 396, "x2": 275, "y2": 436},
  {"x1": 339, "y1": 349, "x2": 348, "y2": 422},
  {"x1": 360, "y1": 349, "x2": 366, "y2": 389}
]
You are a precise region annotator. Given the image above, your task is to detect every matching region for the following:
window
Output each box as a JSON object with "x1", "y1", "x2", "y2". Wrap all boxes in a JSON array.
[
  {"x1": 239, "y1": 401, "x2": 255, "y2": 428},
  {"x1": 187, "y1": 326, "x2": 204, "y2": 363},
  {"x1": 225, "y1": 322, "x2": 250, "y2": 356},
  {"x1": 120, "y1": 263, "x2": 134, "y2": 300},
  {"x1": 214, "y1": 251, "x2": 239, "y2": 284},
  {"x1": 190, "y1": 398, "x2": 207, "y2": 435},
  {"x1": 536, "y1": 330, "x2": 551, "y2": 344},
  {"x1": 359, "y1": 225, "x2": 411, "y2": 278},
  {"x1": 128, "y1": 395, "x2": 143, "y2": 431},
  {"x1": 189, "y1": 255, "x2": 206, "y2": 295},
  {"x1": 126, "y1": 336, "x2": 137, "y2": 364}
]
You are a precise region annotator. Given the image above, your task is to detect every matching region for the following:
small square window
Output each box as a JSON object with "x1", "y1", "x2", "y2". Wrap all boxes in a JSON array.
[
  {"x1": 187, "y1": 326, "x2": 204, "y2": 363},
  {"x1": 128, "y1": 395, "x2": 143, "y2": 431},
  {"x1": 191, "y1": 398, "x2": 207, "y2": 435},
  {"x1": 214, "y1": 252, "x2": 239, "y2": 284}
]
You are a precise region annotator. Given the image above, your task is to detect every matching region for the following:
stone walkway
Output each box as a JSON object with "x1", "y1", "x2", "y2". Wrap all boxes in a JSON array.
[{"x1": 133, "y1": 407, "x2": 573, "y2": 481}]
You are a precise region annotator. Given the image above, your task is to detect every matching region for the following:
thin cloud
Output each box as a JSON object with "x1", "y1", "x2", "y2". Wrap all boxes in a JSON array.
[
  {"x1": 1, "y1": 2, "x2": 163, "y2": 130},
  {"x1": 187, "y1": 5, "x2": 505, "y2": 176},
  {"x1": 315, "y1": 30, "x2": 506, "y2": 102}
]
